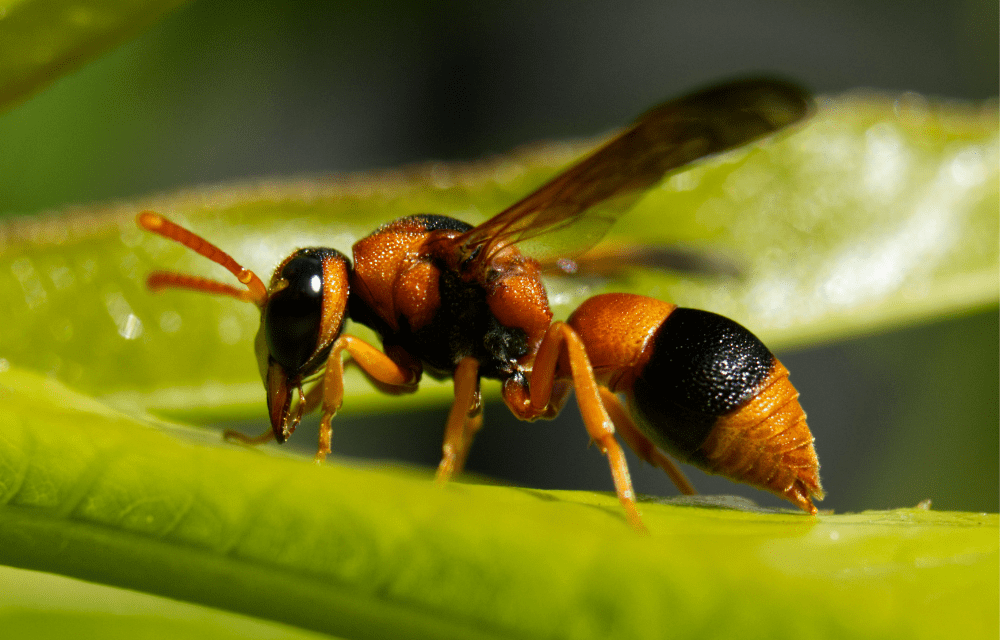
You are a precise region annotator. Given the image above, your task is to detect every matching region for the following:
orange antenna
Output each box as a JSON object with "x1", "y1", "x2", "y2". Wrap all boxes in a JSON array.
[{"x1": 137, "y1": 211, "x2": 268, "y2": 308}]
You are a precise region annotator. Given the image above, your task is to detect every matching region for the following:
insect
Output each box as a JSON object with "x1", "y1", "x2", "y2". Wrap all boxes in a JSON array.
[{"x1": 138, "y1": 78, "x2": 823, "y2": 532}]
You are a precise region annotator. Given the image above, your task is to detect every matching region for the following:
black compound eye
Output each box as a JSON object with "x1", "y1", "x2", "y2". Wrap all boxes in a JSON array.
[{"x1": 264, "y1": 252, "x2": 326, "y2": 375}]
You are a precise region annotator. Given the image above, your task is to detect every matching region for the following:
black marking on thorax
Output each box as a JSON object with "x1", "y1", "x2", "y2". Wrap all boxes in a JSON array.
[{"x1": 350, "y1": 213, "x2": 530, "y2": 381}]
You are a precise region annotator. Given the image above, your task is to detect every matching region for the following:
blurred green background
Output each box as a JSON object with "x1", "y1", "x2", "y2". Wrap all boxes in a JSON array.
[{"x1": 0, "y1": 0, "x2": 996, "y2": 514}]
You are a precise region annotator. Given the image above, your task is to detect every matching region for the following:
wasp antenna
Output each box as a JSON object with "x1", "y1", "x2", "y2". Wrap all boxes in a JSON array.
[
  {"x1": 137, "y1": 211, "x2": 268, "y2": 307},
  {"x1": 146, "y1": 271, "x2": 263, "y2": 304}
]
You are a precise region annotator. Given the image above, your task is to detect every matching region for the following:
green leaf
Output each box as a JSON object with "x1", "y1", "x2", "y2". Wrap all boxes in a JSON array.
[
  {"x1": 0, "y1": 93, "x2": 996, "y2": 420},
  {"x1": 0, "y1": 6, "x2": 994, "y2": 638},
  {"x1": 0, "y1": 0, "x2": 189, "y2": 110},
  {"x1": 0, "y1": 565, "x2": 333, "y2": 640},
  {"x1": 0, "y1": 366, "x2": 996, "y2": 640},
  {"x1": 0, "y1": 92, "x2": 996, "y2": 637}
]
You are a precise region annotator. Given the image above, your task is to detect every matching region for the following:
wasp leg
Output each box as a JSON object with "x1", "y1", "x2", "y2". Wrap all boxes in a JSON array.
[
  {"x1": 223, "y1": 429, "x2": 276, "y2": 447},
  {"x1": 435, "y1": 356, "x2": 481, "y2": 483},
  {"x1": 598, "y1": 387, "x2": 696, "y2": 496},
  {"x1": 314, "y1": 334, "x2": 419, "y2": 463},
  {"x1": 528, "y1": 322, "x2": 647, "y2": 534},
  {"x1": 454, "y1": 389, "x2": 483, "y2": 476},
  {"x1": 300, "y1": 381, "x2": 325, "y2": 415}
]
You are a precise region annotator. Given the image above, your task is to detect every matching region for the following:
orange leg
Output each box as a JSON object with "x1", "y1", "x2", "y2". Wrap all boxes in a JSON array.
[
  {"x1": 313, "y1": 334, "x2": 419, "y2": 463},
  {"x1": 223, "y1": 428, "x2": 276, "y2": 446},
  {"x1": 242, "y1": 336, "x2": 418, "y2": 462},
  {"x1": 355, "y1": 345, "x2": 423, "y2": 396},
  {"x1": 300, "y1": 381, "x2": 326, "y2": 416},
  {"x1": 526, "y1": 322, "x2": 647, "y2": 534},
  {"x1": 454, "y1": 392, "x2": 483, "y2": 476},
  {"x1": 435, "y1": 356, "x2": 481, "y2": 483},
  {"x1": 598, "y1": 387, "x2": 696, "y2": 496}
]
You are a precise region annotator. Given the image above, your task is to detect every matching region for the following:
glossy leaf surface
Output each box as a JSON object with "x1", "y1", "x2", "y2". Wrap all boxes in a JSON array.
[{"x1": 0, "y1": 367, "x2": 995, "y2": 640}]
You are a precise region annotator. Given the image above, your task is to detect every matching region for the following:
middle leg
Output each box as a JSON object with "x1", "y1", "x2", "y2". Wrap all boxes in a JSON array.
[
  {"x1": 524, "y1": 322, "x2": 647, "y2": 533},
  {"x1": 435, "y1": 356, "x2": 482, "y2": 483}
]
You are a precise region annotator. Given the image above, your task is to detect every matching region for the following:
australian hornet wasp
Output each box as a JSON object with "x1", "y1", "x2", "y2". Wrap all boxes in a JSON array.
[{"x1": 139, "y1": 78, "x2": 823, "y2": 531}]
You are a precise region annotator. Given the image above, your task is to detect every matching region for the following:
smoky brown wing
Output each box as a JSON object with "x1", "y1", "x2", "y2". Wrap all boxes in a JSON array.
[{"x1": 454, "y1": 78, "x2": 812, "y2": 270}]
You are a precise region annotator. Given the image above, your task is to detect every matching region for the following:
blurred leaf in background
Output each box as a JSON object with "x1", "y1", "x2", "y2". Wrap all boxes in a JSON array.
[{"x1": 0, "y1": 0, "x2": 187, "y2": 111}]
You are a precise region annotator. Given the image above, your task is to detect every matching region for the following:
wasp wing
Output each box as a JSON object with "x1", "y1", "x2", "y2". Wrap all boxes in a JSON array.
[{"x1": 453, "y1": 78, "x2": 812, "y2": 273}]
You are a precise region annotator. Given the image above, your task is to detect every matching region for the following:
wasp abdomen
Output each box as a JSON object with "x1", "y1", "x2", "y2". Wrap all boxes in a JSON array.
[
  {"x1": 568, "y1": 294, "x2": 822, "y2": 513},
  {"x1": 631, "y1": 307, "x2": 822, "y2": 512},
  {"x1": 694, "y1": 358, "x2": 824, "y2": 513},
  {"x1": 630, "y1": 308, "x2": 773, "y2": 460}
]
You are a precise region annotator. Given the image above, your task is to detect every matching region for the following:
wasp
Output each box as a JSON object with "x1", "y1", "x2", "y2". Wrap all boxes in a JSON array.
[{"x1": 138, "y1": 78, "x2": 823, "y2": 532}]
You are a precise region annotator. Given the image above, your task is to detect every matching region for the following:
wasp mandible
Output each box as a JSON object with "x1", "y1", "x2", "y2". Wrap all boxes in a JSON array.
[{"x1": 139, "y1": 78, "x2": 823, "y2": 532}]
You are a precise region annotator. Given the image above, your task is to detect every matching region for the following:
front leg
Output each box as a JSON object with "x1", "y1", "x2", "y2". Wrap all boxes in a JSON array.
[
  {"x1": 223, "y1": 427, "x2": 276, "y2": 447},
  {"x1": 314, "y1": 334, "x2": 419, "y2": 463}
]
